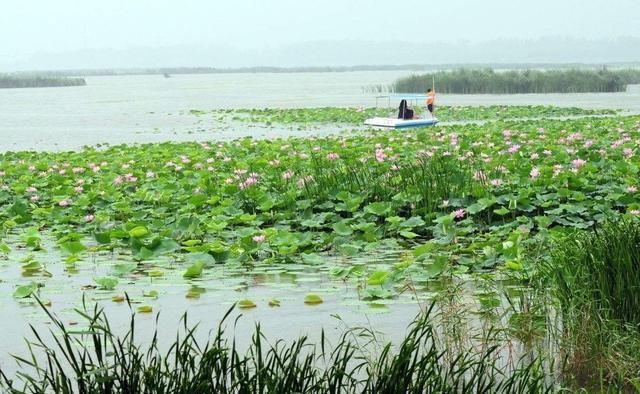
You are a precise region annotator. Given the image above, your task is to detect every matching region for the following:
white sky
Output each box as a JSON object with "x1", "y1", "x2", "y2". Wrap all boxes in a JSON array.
[{"x1": 1, "y1": 0, "x2": 639, "y2": 66}]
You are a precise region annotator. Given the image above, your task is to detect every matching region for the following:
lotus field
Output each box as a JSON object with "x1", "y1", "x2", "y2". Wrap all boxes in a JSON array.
[{"x1": 2, "y1": 106, "x2": 640, "y2": 391}]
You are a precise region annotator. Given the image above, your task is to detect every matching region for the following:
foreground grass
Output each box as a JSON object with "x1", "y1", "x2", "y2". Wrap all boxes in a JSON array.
[
  {"x1": 0, "y1": 300, "x2": 554, "y2": 393},
  {"x1": 548, "y1": 219, "x2": 640, "y2": 390}
]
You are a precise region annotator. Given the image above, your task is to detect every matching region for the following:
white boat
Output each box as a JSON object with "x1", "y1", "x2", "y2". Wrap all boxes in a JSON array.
[
  {"x1": 364, "y1": 117, "x2": 438, "y2": 129},
  {"x1": 365, "y1": 94, "x2": 438, "y2": 129}
]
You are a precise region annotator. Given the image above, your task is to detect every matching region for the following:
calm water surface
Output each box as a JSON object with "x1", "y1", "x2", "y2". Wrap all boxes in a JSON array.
[{"x1": 1, "y1": 71, "x2": 639, "y2": 151}]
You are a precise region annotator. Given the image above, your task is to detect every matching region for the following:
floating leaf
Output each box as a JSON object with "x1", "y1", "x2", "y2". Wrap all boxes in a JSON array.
[
  {"x1": 268, "y1": 299, "x2": 281, "y2": 307},
  {"x1": 13, "y1": 283, "x2": 37, "y2": 299},
  {"x1": 238, "y1": 299, "x2": 257, "y2": 309},
  {"x1": 112, "y1": 263, "x2": 137, "y2": 276},
  {"x1": 94, "y1": 277, "x2": 119, "y2": 290},
  {"x1": 21, "y1": 260, "x2": 42, "y2": 272},
  {"x1": 304, "y1": 293, "x2": 323, "y2": 305},
  {"x1": 137, "y1": 305, "x2": 153, "y2": 313}
]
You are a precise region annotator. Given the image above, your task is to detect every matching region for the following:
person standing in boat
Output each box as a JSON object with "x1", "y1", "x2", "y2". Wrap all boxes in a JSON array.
[{"x1": 425, "y1": 88, "x2": 436, "y2": 118}]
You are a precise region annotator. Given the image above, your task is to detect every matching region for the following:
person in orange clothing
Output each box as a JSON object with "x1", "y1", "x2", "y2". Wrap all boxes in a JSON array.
[{"x1": 425, "y1": 88, "x2": 436, "y2": 118}]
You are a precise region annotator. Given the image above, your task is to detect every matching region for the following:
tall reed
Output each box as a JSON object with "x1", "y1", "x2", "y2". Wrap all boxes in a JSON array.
[
  {"x1": 0, "y1": 299, "x2": 554, "y2": 393},
  {"x1": 547, "y1": 219, "x2": 640, "y2": 389},
  {"x1": 393, "y1": 68, "x2": 640, "y2": 94}
]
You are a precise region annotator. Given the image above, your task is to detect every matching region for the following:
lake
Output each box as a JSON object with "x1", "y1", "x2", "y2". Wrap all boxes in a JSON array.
[
  {"x1": 0, "y1": 70, "x2": 637, "y2": 380},
  {"x1": 1, "y1": 71, "x2": 639, "y2": 151}
]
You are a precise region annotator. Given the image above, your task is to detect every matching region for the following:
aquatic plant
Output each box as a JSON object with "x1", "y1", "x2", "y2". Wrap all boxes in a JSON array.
[
  {"x1": 192, "y1": 105, "x2": 618, "y2": 126},
  {"x1": 393, "y1": 68, "x2": 640, "y2": 94},
  {"x1": 547, "y1": 219, "x2": 640, "y2": 389},
  {"x1": 0, "y1": 75, "x2": 86, "y2": 89},
  {"x1": 0, "y1": 299, "x2": 555, "y2": 393}
]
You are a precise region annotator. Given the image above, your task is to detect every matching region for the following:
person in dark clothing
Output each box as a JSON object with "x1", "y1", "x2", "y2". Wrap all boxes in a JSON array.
[{"x1": 397, "y1": 99, "x2": 414, "y2": 119}]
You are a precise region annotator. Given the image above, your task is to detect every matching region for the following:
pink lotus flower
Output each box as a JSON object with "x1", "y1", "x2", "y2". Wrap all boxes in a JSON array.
[
  {"x1": 239, "y1": 176, "x2": 258, "y2": 190},
  {"x1": 571, "y1": 159, "x2": 587, "y2": 169},
  {"x1": 624, "y1": 148, "x2": 634, "y2": 158},
  {"x1": 282, "y1": 170, "x2": 295, "y2": 180},
  {"x1": 326, "y1": 152, "x2": 340, "y2": 161},
  {"x1": 85, "y1": 214, "x2": 95, "y2": 223},
  {"x1": 26, "y1": 187, "x2": 37, "y2": 193},
  {"x1": 252, "y1": 235, "x2": 266, "y2": 243},
  {"x1": 628, "y1": 186, "x2": 638, "y2": 193},
  {"x1": 530, "y1": 167, "x2": 540, "y2": 180},
  {"x1": 74, "y1": 186, "x2": 84, "y2": 193},
  {"x1": 30, "y1": 195, "x2": 39, "y2": 202},
  {"x1": 507, "y1": 144, "x2": 521, "y2": 154},
  {"x1": 630, "y1": 210, "x2": 640, "y2": 216},
  {"x1": 146, "y1": 171, "x2": 155, "y2": 178},
  {"x1": 58, "y1": 199, "x2": 71, "y2": 207},
  {"x1": 453, "y1": 209, "x2": 465, "y2": 219},
  {"x1": 490, "y1": 179, "x2": 503, "y2": 187},
  {"x1": 113, "y1": 176, "x2": 123, "y2": 185}
]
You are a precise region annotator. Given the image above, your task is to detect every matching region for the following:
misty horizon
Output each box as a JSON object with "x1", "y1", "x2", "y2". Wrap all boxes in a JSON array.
[{"x1": 4, "y1": 36, "x2": 640, "y2": 73}]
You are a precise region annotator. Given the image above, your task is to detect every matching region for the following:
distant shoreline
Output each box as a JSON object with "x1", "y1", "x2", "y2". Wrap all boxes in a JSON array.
[
  {"x1": 9, "y1": 62, "x2": 640, "y2": 78},
  {"x1": 0, "y1": 75, "x2": 86, "y2": 89}
]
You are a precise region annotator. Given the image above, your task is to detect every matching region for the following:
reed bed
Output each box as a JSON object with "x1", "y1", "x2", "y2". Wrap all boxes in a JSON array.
[
  {"x1": 393, "y1": 68, "x2": 640, "y2": 94},
  {"x1": 0, "y1": 75, "x2": 86, "y2": 89},
  {"x1": 547, "y1": 219, "x2": 640, "y2": 390}
]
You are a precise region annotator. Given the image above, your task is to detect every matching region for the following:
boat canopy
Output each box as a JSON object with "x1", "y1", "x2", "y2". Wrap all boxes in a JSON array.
[{"x1": 375, "y1": 93, "x2": 427, "y2": 107}]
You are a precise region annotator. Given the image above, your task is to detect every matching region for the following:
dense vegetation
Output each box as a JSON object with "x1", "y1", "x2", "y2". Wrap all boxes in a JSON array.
[
  {"x1": 0, "y1": 75, "x2": 86, "y2": 89},
  {"x1": 2, "y1": 107, "x2": 640, "y2": 390},
  {"x1": 192, "y1": 105, "x2": 618, "y2": 125},
  {"x1": 392, "y1": 68, "x2": 640, "y2": 94},
  {"x1": 549, "y1": 220, "x2": 640, "y2": 387}
]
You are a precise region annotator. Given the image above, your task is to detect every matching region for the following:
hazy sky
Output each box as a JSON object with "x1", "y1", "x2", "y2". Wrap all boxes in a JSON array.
[{"x1": 2, "y1": 0, "x2": 640, "y2": 68}]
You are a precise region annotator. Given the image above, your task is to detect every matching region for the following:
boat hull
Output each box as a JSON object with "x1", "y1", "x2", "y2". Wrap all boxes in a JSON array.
[{"x1": 364, "y1": 117, "x2": 438, "y2": 129}]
